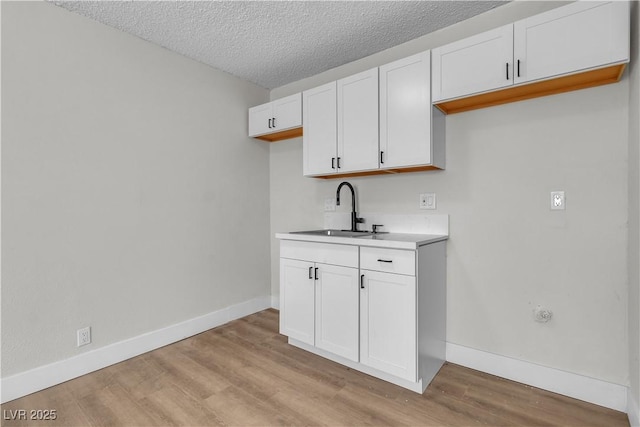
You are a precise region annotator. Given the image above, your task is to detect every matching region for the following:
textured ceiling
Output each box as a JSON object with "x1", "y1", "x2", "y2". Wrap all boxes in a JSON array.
[{"x1": 52, "y1": 1, "x2": 509, "y2": 89}]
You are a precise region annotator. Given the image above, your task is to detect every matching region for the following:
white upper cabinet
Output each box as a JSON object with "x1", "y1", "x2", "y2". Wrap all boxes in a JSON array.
[
  {"x1": 273, "y1": 94, "x2": 303, "y2": 131},
  {"x1": 432, "y1": 25, "x2": 514, "y2": 102},
  {"x1": 248, "y1": 103, "x2": 273, "y2": 137},
  {"x1": 513, "y1": 1, "x2": 630, "y2": 85},
  {"x1": 303, "y1": 57, "x2": 445, "y2": 178},
  {"x1": 337, "y1": 68, "x2": 380, "y2": 173},
  {"x1": 303, "y1": 69, "x2": 380, "y2": 177},
  {"x1": 248, "y1": 93, "x2": 302, "y2": 141},
  {"x1": 432, "y1": 1, "x2": 629, "y2": 112},
  {"x1": 380, "y1": 51, "x2": 443, "y2": 169},
  {"x1": 303, "y1": 82, "x2": 338, "y2": 176}
]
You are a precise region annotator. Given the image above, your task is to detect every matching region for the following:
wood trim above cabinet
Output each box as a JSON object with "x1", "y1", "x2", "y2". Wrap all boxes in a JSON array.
[
  {"x1": 312, "y1": 165, "x2": 442, "y2": 180},
  {"x1": 434, "y1": 63, "x2": 626, "y2": 115},
  {"x1": 253, "y1": 127, "x2": 303, "y2": 142}
]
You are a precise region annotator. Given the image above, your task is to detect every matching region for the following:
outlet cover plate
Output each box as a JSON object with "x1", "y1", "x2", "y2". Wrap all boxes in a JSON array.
[
  {"x1": 550, "y1": 191, "x2": 565, "y2": 210},
  {"x1": 324, "y1": 198, "x2": 336, "y2": 212},
  {"x1": 77, "y1": 327, "x2": 91, "y2": 347}
]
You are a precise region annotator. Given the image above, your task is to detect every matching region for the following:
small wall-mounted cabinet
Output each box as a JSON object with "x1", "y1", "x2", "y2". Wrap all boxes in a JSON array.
[
  {"x1": 303, "y1": 51, "x2": 445, "y2": 179},
  {"x1": 432, "y1": 1, "x2": 630, "y2": 114},
  {"x1": 248, "y1": 93, "x2": 302, "y2": 141}
]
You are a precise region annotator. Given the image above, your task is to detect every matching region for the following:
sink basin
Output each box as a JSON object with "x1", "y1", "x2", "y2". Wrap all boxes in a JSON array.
[{"x1": 290, "y1": 229, "x2": 373, "y2": 238}]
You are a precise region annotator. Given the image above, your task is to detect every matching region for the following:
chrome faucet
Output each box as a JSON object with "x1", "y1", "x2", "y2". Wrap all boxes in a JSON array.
[{"x1": 336, "y1": 181, "x2": 364, "y2": 232}]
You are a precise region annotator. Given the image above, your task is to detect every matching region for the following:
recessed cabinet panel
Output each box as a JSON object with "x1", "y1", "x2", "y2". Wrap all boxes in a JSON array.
[
  {"x1": 280, "y1": 258, "x2": 315, "y2": 346},
  {"x1": 315, "y1": 264, "x2": 359, "y2": 361},
  {"x1": 514, "y1": 1, "x2": 630, "y2": 85},
  {"x1": 303, "y1": 82, "x2": 337, "y2": 176},
  {"x1": 380, "y1": 51, "x2": 432, "y2": 168},
  {"x1": 432, "y1": 24, "x2": 514, "y2": 102},
  {"x1": 360, "y1": 270, "x2": 417, "y2": 382},
  {"x1": 272, "y1": 93, "x2": 303, "y2": 131},
  {"x1": 337, "y1": 68, "x2": 380, "y2": 173}
]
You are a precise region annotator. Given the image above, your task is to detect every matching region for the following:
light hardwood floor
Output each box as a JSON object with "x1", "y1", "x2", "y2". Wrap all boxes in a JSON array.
[{"x1": 1, "y1": 309, "x2": 629, "y2": 426}]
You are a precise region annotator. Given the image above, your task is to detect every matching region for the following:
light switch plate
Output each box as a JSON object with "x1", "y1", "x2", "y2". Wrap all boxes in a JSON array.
[
  {"x1": 550, "y1": 191, "x2": 565, "y2": 210},
  {"x1": 419, "y1": 193, "x2": 436, "y2": 210}
]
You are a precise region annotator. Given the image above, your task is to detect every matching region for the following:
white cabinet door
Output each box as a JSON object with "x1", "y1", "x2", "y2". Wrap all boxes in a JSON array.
[
  {"x1": 303, "y1": 82, "x2": 337, "y2": 176},
  {"x1": 337, "y1": 68, "x2": 379, "y2": 173},
  {"x1": 379, "y1": 51, "x2": 432, "y2": 168},
  {"x1": 315, "y1": 264, "x2": 359, "y2": 361},
  {"x1": 272, "y1": 93, "x2": 302, "y2": 132},
  {"x1": 249, "y1": 94, "x2": 301, "y2": 137},
  {"x1": 248, "y1": 103, "x2": 273, "y2": 137},
  {"x1": 432, "y1": 24, "x2": 514, "y2": 102},
  {"x1": 360, "y1": 270, "x2": 416, "y2": 382},
  {"x1": 514, "y1": 1, "x2": 630, "y2": 85},
  {"x1": 280, "y1": 258, "x2": 315, "y2": 345}
]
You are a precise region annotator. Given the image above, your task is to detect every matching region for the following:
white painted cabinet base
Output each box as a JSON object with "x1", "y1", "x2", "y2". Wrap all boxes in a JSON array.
[
  {"x1": 288, "y1": 337, "x2": 429, "y2": 394},
  {"x1": 278, "y1": 238, "x2": 447, "y2": 394}
]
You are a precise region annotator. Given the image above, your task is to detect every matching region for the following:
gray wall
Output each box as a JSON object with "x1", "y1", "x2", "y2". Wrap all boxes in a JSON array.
[
  {"x1": 270, "y1": 1, "x2": 631, "y2": 386},
  {"x1": 629, "y1": 0, "x2": 640, "y2": 420},
  {"x1": 1, "y1": 2, "x2": 271, "y2": 376}
]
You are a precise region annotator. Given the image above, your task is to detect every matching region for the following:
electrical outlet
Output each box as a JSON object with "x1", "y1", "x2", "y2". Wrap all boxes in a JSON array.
[
  {"x1": 550, "y1": 191, "x2": 565, "y2": 210},
  {"x1": 77, "y1": 327, "x2": 91, "y2": 347},
  {"x1": 324, "y1": 198, "x2": 336, "y2": 212},
  {"x1": 419, "y1": 193, "x2": 436, "y2": 210},
  {"x1": 533, "y1": 306, "x2": 553, "y2": 323}
]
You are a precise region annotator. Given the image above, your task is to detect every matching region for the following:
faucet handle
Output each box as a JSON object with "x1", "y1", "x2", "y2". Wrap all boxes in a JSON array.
[
  {"x1": 372, "y1": 224, "x2": 383, "y2": 233},
  {"x1": 356, "y1": 217, "x2": 365, "y2": 224}
]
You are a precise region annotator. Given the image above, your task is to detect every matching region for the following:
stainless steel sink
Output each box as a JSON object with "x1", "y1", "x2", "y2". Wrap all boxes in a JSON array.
[{"x1": 289, "y1": 229, "x2": 374, "y2": 238}]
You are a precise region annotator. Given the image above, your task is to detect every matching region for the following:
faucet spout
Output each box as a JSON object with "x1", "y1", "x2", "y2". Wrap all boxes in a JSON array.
[{"x1": 336, "y1": 181, "x2": 364, "y2": 232}]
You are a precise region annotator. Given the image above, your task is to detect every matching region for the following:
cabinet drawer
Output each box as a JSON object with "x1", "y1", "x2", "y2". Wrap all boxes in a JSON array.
[
  {"x1": 360, "y1": 247, "x2": 415, "y2": 276},
  {"x1": 280, "y1": 240, "x2": 358, "y2": 268}
]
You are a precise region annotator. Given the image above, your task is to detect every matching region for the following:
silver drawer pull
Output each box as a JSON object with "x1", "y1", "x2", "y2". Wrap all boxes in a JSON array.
[{"x1": 377, "y1": 259, "x2": 393, "y2": 263}]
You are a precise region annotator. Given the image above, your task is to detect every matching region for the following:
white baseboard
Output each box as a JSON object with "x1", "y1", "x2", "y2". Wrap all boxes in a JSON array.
[
  {"x1": 446, "y1": 342, "x2": 628, "y2": 412},
  {"x1": 629, "y1": 389, "x2": 640, "y2": 427},
  {"x1": 0, "y1": 295, "x2": 271, "y2": 404},
  {"x1": 271, "y1": 295, "x2": 280, "y2": 310}
]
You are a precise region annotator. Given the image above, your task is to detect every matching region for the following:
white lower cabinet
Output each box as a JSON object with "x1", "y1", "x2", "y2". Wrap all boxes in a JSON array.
[
  {"x1": 279, "y1": 240, "x2": 359, "y2": 359},
  {"x1": 278, "y1": 238, "x2": 446, "y2": 394},
  {"x1": 360, "y1": 270, "x2": 416, "y2": 381},
  {"x1": 279, "y1": 258, "x2": 315, "y2": 345},
  {"x1": 315, "y1": 264, "x2": 359, "y2": 361}
]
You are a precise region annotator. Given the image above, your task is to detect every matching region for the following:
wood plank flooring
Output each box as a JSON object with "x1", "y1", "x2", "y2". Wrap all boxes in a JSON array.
[{"x1": 1, "y1": 309, "x2": 629, "y2": 426}]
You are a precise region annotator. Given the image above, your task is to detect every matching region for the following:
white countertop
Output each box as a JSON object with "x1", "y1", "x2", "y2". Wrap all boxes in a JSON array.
[{"x1": 275, "y1": 231, "x2": 448, "y2": 250}]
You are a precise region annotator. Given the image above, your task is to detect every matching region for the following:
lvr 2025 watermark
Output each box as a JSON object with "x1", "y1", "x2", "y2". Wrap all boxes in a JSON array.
[{"x1": 3, "y1": 409, "x2": 57, "y2": 421}]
